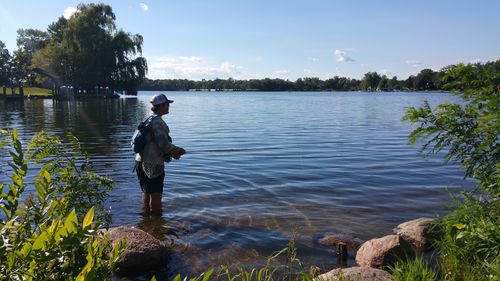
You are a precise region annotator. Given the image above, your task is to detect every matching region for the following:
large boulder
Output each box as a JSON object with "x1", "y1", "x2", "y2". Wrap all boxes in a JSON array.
[
  {"x1": 316, "y1": 267, "x2": 393, "y2": 281},
  {"x1": 393, "y1": 217, "x2": 435, "y2": 250},
  {"x1": 355, "y1": 235, "x2": 414, "y2": 268},
  {"x1": 102, "y1": 226, "x2": 169, "y2": 276}
]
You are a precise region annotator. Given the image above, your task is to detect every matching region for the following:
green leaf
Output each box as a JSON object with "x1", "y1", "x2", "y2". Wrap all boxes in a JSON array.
[
  {"x1": 151, "y1": 276, "x2": 158, "y2": 281},
  {"x1": 202, "y1": 268, "x2": 214, "y2": 281},
  {"x1": 20, "y1": 242, "x2": 32, "y2": 258},
  {"x1": 82, "y1": 207, "x2": 95, "y2": 230},
  {"x1": 12, "y1": 172, "x2": 24, "y2": 187},
  {"x1": 64, "y1": 209, "x2": 78, "y2": 234},
  {"x1": 33, "y1": 232, "x2": 48, "y2": 250},
  {"x1": 454, "y1": 223, "x2": 466, "y2": 230}
]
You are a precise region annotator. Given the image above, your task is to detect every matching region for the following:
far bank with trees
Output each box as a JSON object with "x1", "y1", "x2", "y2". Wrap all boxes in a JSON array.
[{"x1": 139, "y1": 60, "x2": 499, "y2": 92}]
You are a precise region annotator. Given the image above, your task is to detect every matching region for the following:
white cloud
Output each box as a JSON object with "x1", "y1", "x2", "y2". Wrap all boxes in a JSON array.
[
  {"x1": 470, "y1": 58, "x2": 481, "y2": 64},
  {"x1": 63, "y1": 7, "x2": 77, "y2": 19},
  {"x1": 310, "y1": 57, "x2": 319, "y2": 62},
  {"x1": 146, "y1": 55, "x2": 247, "y2": 80},
  {"x1": 487, "y1": 55, "x2": 499, "y2": 61},
  {"x1": 378, "y1": 69, "x2": 393, "y2": 76},
  {"x1": 405, "y1": 60, "x2": 422, "y2": 67},
  {"x1": 273, "y1": 70, "x2": 290, "y2": 77},
  {"x1": 335, "y1": 50, "x2": 355, "y2": 62},
  {"x1": 140, "y1": 3, "x2": 149, "y2": 11}
]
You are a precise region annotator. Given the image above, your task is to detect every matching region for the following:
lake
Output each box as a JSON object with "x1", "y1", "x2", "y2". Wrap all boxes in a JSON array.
[{"x1": 0, "y1": 91, "x2": 473, "y2": 278}]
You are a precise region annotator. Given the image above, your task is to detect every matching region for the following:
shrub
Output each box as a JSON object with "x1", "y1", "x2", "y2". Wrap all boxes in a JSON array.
[
  {"x1": 403, "y1": 61, "x2": 499, "y2": 280},
  {"x1": 0, "y1": 129, "x2": 124, "y2": 280}
]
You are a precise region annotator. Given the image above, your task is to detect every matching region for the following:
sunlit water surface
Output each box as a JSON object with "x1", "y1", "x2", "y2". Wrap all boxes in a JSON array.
[{"x1": 0, "y1": 91, "x2": 473, "y2": 279}]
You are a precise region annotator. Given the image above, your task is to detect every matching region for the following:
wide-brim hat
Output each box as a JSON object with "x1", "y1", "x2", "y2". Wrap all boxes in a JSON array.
[{"x1": 150, "y1": 94, "x2": 174, "y2": 105}]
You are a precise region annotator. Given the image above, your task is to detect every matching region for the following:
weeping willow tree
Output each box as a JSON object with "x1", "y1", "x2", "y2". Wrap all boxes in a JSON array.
[{"x1": 31, "y1": 3, "x2": 147, "y2": 95}]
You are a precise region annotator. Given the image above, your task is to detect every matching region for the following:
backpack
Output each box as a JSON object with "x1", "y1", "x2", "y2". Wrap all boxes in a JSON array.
[{"x1": 131, "y1": 115, "x2": 158, "y2": 154}]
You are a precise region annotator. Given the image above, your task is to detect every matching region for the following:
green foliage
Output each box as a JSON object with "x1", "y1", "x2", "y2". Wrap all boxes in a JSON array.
[
  {"x1": 402, "y1": 61, "x2": 499, "y2": 196},
  {"x1": 433, "y1": 194, "x2": 499, "y2": 280},
  {"x1": 0, "y1": 40, "x2": 12, "y2": 85},
  {"x1": 361, "y1": 72, "x2": 382, "y2": 91},
  {"x1": 390, "y1": 257, "x2": 438, "y2": 281},
  {"x1": 26, "y1": 131, "x2": 114, "y2": 224},
  {"x1": 30, "y1": 3, "x2": 147, "y2": 94},
  {"x1": 403, "y1": 60, "x2": 499, "y2": 280},
  {"x1": 0, "y1": 129, "x2": 124, "y2": 280}
]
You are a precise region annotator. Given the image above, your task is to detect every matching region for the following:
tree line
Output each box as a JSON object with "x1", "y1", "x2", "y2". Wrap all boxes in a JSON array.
[
  {"x1": 140, "y1": 60, "x2": 499, "y2": 92},
  {"x1": 0, "y1": 3, "x2": 147, "y2": 95},
  {"x1": 0, "y1": 2, "x2": 498, "y2": 95}
]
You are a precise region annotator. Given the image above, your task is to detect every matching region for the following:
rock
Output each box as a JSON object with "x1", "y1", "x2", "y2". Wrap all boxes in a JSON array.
[
  {"x1": 393, "y1": 217, "x2": 435, "y2": 250},
  {"x1": 101, "y1": 226, "x2": 168, "y2": 276},
  {"x1": 319, "y1": 233, "x2": 364, "y2": 251},
  {"x1": 355, "y1": 235, "x2": 414, "y2": 268},
  {"x1": 315, "y1": 267, "x2": 393, "y2": 281}
]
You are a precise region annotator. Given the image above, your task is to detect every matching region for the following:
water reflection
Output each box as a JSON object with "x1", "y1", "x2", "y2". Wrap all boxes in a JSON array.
[{"x1": 0, "y1": 92, "x2": 474, "y2": 279}]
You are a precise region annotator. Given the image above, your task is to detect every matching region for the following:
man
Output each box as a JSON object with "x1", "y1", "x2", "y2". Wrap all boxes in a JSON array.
[{"x1": 135, "y1": 94, "x2": 186, "y2": 214}]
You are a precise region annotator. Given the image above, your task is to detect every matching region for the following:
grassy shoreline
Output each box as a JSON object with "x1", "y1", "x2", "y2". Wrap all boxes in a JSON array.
[{"x1": 3, "y1": 87, "x2": 52, "y2": 97}]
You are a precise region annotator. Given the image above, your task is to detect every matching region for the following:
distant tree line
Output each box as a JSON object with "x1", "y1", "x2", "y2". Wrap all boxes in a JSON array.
[
  {"x1": 140, "y1": 60, "x2": 499, "y2": 92},
  {"x1": 0, "y1": 3, "x2": 147, "y2": 95},
  {"x1": 0, "y1": 2, "x2": 498, "y2": 95}
]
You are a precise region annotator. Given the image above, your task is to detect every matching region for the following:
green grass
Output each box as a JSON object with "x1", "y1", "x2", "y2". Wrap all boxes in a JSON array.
[
  {"x1": 3, "y1": 87, "x2": 52, "y2": 96},
  {"x1": 390, "y1": 257, "x2": 438, "y2": 281},
  {"x1": 433, "y1": 194, "x2": 500, "y2": 281}
]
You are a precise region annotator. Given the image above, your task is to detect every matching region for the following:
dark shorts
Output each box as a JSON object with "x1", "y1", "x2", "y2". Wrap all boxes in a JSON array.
[{"x1": 136, "y1": 162, "x2": 165, "y2": 194}]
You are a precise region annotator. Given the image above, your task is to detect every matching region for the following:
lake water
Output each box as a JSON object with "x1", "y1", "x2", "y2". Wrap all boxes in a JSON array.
[{"x1": 0, "y1": 91, "x2": 473, "y2": 278}]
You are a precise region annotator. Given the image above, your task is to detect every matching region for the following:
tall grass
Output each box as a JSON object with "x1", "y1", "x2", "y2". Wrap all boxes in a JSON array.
[
  {"x1": 390, "y1": 257, "x2": 438, "y2": 281},
  {"x1": 433, "y1": 193, "x2": 499, "y2": 281}
]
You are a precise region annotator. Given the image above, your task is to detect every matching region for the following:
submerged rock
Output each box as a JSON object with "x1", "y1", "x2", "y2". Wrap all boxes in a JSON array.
[
  {"x1": 316, "y1": 266, "x2": 393, "y2": 281},
  {"x1": 319, "y1": 233, "x2": 364, "y2": 251},
  {"x1": 355, "y1": 234, "x2": 414, "y2": 268},
  {"x1": 101, "y1": 226, "x2": 169, "y2": 276},
  {"x1": 393, "y1": 217, "x2": 436, "y2": 251}
]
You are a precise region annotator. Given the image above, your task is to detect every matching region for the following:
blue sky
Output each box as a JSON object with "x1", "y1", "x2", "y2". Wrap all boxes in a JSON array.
[{"x1": 1, "y1": 0, "x2": 499, "y2": 80}]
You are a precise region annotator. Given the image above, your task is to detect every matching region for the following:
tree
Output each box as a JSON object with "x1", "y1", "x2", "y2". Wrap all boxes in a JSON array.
[
  {"x1": 404, "y1": 75, "x2": 415, "y2": 90},
  {"x1": 32, "y1": 3, "x2": 147, "y2": 95},
  {"x1": 0, "y1": 41, "x2": 11, "y2": 85},
  {"x1": 377, "y1": 75, "x2": 389, "y2": 91},
  {"x1": 387, "y1": 76, "x2": 400, "y2": 90},
  {"x1": 361, "y1": 72, "x2": 381, "y2": 91},
  {"x1": 414, "y1": 68, "x2": 437, "y2": 90},
  {"x1": 12, "y1": 29, "x2": 49, "y2": 86}
]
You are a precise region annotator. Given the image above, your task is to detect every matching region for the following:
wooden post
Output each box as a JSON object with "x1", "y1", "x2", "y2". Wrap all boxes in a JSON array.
[
  {"x1": 2, "y1": 85, "x2": 6, "y2": 98},
  {"x1": 336, "y1": 242, "x2": 348, "y2": 267}
]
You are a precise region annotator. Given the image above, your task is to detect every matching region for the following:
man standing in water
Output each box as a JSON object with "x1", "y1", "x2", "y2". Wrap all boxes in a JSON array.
[{"x1": 135, "y1": 94, "x2": 186, "y2": 214}]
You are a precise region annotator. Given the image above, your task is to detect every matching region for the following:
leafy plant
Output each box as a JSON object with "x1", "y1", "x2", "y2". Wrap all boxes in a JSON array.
[
  {"x1": 0, "y1": 129, "x2": 124, "y2": 280},
  {"x1": 403, "y1": 61, "x2": 499, "y2": 280},
  {"x1": 402, "y1": 62, "x2": 499, "y2": 196}
]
